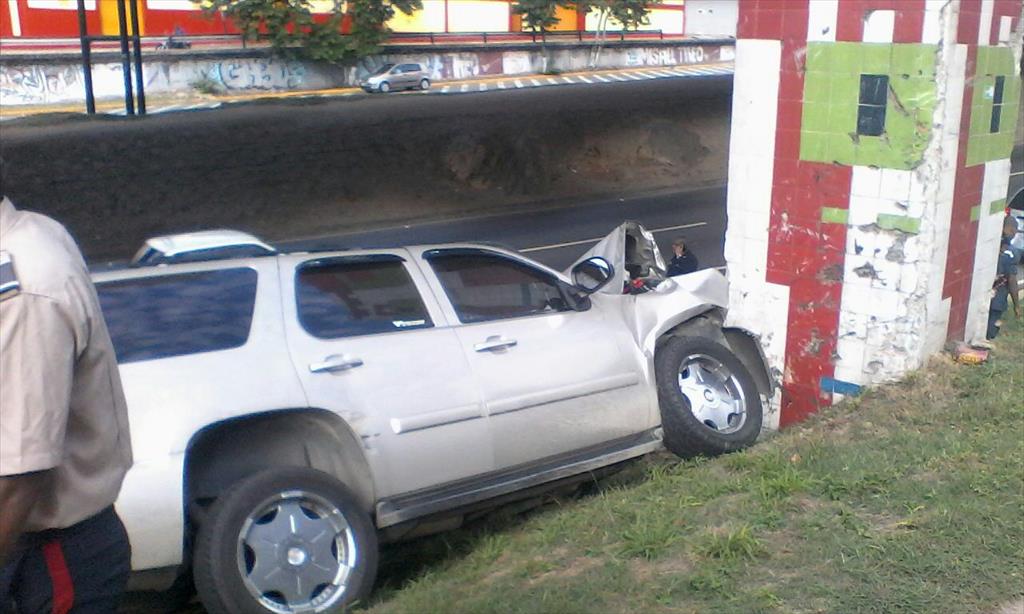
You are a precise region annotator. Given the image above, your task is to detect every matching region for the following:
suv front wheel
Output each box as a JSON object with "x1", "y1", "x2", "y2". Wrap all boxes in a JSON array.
[
  {"x1": 194, "y1": 467, "x2": 378, "y2": 614},
  {"x1": 655, "y1": 336, "x2": 763, "y2": 458}
]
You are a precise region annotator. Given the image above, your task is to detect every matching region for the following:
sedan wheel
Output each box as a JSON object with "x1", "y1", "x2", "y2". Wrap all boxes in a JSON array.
[
  {"x1": 378, "y1": 81, "x2": 390, "y2": 93},
  {"x1": 419, "y1": 78, "x2": 430, "y2": 90},
  {"x1": 655, "y1": 335, "x2": 763, "y2": 458},
  {"x1": 194, "y1": 467, "x2": 377, "y2": 614}
]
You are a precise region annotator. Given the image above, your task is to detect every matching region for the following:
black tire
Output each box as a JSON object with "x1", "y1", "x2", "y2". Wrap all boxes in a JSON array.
[
  {"x1": 419, "y1": 78, "x2": 430, "y2": 90},
  {"x1": 193, "y1": 467, "x2": 378, "y2": 614},
  {"x1": 378, "y1": 81, "x2": 390, "y2": 93},
  {"x1": 655, "y1": 335, "x2": 763, "y2": 458}
]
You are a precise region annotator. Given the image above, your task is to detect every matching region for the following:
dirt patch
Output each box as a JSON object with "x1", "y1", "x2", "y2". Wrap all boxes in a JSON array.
[{"x1": 0, "y1": 80, "x2": 731, "y2": 260}]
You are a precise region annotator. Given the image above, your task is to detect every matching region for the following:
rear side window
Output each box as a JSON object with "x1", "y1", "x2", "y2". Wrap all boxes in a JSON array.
[
  {"x1": 427, "y1": 251, "x2": 576, "y2": 323},
  {"x1": 296, "y1": 257, "x2": 432, "y2": 339},
  {"x1": 97, "y1": 268, "x2": 258, "y2": 363}
]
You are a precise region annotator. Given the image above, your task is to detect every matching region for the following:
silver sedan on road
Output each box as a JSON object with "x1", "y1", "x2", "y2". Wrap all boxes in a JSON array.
[{"x1": 361, "y1": 62, "x2": 431, "y2": 93}]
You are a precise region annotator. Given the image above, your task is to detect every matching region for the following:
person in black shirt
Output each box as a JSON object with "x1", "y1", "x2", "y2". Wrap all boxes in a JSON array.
[{"x1": 666, "y1": 237, "x2": 699, "y2": 277}]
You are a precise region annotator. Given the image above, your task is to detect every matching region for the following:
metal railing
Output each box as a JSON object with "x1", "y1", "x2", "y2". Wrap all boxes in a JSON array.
[{"x1": 388, "y1": 29, "x2": 667, "y2": 45}]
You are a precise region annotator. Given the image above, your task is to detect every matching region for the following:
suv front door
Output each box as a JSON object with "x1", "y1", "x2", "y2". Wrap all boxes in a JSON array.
[
  {"x1": 419, "y1": 248, "x2": 648, "y2": 469},
  {"x1": 280, "y1": 251, "x2": 491, "y2": 498}
]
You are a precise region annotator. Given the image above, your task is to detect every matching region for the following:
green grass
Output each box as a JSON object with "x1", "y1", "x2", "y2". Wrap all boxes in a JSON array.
[{"x1": 366, "y1": 318, "x2": 1024, "y2": 614}]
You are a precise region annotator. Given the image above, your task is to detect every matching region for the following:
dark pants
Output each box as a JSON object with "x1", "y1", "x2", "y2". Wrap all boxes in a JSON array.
[
  {"x1": 0, "y1": 507, "x2": 130, "y2": 614},
  {"x1": 987, "y1": 308, "x2": 1004, "y2": 340}
]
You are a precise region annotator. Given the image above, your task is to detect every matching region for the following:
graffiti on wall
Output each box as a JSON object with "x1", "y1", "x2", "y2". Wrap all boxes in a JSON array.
[
  {"x1": 1, "y1": 64, "x2": 84, "y2": 105},
  {"x1": 209, "y1": 58, "x2": 307, "y2": 91}
]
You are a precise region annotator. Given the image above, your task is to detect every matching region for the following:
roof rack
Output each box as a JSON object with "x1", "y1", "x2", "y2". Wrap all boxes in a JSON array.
[{"x1": 131, "y1": 230, "x2": 277, "y2": 266}]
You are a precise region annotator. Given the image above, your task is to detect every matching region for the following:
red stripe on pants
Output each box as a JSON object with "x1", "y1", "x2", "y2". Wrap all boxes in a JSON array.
[{"x1": 42, "y1": 540, "x2": 74, "y2": 614}]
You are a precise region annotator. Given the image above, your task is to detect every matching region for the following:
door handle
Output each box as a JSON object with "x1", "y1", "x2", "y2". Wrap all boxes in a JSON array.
[
  {"x1": 309, "y1": 354, "x2": 364, "y2": 373},
  {"x1": 474, "y1": 336, "x2": 518, "y2": 353}
]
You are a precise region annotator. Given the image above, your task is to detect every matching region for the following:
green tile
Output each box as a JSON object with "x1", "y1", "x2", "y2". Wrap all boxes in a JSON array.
[
  {"x1": 969, "y1": 205, "x2": 981, "y2": 222},
  {"x1": 829, "y1": 134, "x2": 856, "y2": 165},
  {"x1": 821, "y1": 207, "x2": 849, "y2": 224},
  {"x1": 891, "y1": 44, "x2": 936, "y2": 78},
  {"x1": 830, "y1": 43, "x2": 863, "y2": 73},
  {"x1": 862, "y1": 44, "x2": 892, "y2": 74},
  {"x1": 827, "y1": 103, "x2": 858, "y2": 134},
  {"x1": 804, "y1": 74, "x2": 832, "y2": 104},
  {"x1": 991, "y1": 199, "x2": 1008, "y2": 215},
  {"x1": 877, "y1": 213, "x2": 922, "y2": 234},
  {"x1": 800, "y1": 132, "x2": 829, "y2": 162},
  {"x1": 806, "y1": 42, "x2": 830, "y2": 72},
  {"x1": 802, "y1": 102, "x2": 830, "y2": 131}
]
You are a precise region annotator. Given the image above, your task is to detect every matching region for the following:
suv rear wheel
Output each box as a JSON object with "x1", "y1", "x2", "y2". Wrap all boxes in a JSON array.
[
  {"x1": 655, "y1": 336, "x2": 763, "y2": 458},
  {"x1": 194, "y1": 467, "x2": 378, "y2": 614}
]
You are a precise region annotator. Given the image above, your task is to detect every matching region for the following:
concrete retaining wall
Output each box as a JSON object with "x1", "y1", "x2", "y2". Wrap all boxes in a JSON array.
[{"x1": 0, "y1": 40, "x2": 733, "y2": 106}]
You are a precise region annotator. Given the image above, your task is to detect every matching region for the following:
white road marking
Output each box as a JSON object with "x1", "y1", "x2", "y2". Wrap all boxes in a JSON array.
[
  {"x1": 1010, "y1": 171, "x2": 1024, "y2": 177},
  {"x1": 651, "y1": 70, "x2": 677, "y2": 77},
  {"x1": 520, "y1": 221, "x2": 707, "y2": 253},
  {"x1": 497, "y1": 81, "x2": 507, "y2": 89},
  {"x1": 637, "y1": 70, "x2": 662, "y2": 78},
  {"x1": 530, "y1": 78, "x2": 542, "y2": 86},
  {"x1": 441, "y1": 86, "x2": 451, "y2": 93},
  {"x1": 577, "y1": 75, "x2": 593, "y2": 83},
  {"x1": 562, "y1": 76, "x2": 575, "y2": 84},
  {"x1": 460, "y1": 83, "x2": 470, "y2": 93},
  {"x1": 546, "y1": 77, "x2": 559, "y2": 85},
  {"x1": 625, "y1": 73, "x2": 646, "y2": 81},
  {"x1": 593, "y1": 74, "x2": 611, "y2": 82},
  {"x1": 515, "y1": 79, "x2": 525, "y2": 88},
  {"x1": 479, "y1": 83, "x2": 488, "y2": 92}
]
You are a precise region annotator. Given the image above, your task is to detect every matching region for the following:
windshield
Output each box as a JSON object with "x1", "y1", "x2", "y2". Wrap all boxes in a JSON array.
[{"x1": 370, "y1": 64, "x2": 395, "y2": 76}]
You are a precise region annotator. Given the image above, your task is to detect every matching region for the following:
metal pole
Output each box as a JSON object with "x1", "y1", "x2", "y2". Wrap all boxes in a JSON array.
[
  {"x1": 128, "y1": 0, "x2": 146, "y2": 115},
  {"x1": 76, "y1": 0, "x2": 96, "y2": 114},
  {"x1": 116, "y1": 0, "x2": 135, "y2": 115}
]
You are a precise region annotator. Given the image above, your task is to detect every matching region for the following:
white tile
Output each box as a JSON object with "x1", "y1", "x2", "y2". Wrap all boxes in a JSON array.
[
  {"x1": 978, "y1": 0, "x2": 994, "y2": 46},
  {"x1": 848, "y1": 195, "x2": 881, "y2": 226},
  {"x1": 836, "y1": 336, "x2": 867, "y2": 371},
  {"x1": 899, "y1": 263, "x2": 921, "y2": 293},
  {"x1": 921, "y1": 4, "x2": 945, "y2": 45},
  {"x1": 863, "y1": 9, "x2": 895, "y2": 43},
  {"x1": 869, "y1": 257, "x2": 902, "y2": 290},
  {"x1": 998, "y1": 16, "x2": 1013, "y2": 44},
  {"x1": 839, "y1": 310, "x2": 869, "y2": 339},
  {"x1": 846, "y1": 226, "x2": 877, "y2": 257},
  {"x1": 879, "y1": 168, "x2": 913, "y2": 201},
  {"x1": 851, "y1": 166, "x2": 883, "y2": 198},
  {"x1": 807, "y1": 0, "x2": 839, "y2": 42}
]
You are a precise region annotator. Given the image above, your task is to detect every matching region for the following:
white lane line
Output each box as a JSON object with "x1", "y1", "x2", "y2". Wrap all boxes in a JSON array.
[
  {"x1": 651, "y1": 69, "x2": 677, "y2": 77},
  {"x1": 441, "y1": 86, "x2": 451, "y2": 93},
  {"x1": 593, "y1": 74, "x2": 610, "y2": 82},
  {"x1": 530, "y1": 78, "x2": 542, "y2": 86},
  {"x1": 497, "y1": 81, "x2": 507, "y2": 89},
  {"x1": 479, "y1": 83, "x2": 488, "y2": 92},
  {"x1": 562, "y1": 76, "x2": 576, "y2": 84},
  {"x1": 546, "y1": 77, "x2": 559, "y2": 85},
  {"x1": 514, "y1": 79, "x2": 525, "y2": 88},
  {"x1": 520, "y1": 221, "x2": 707, "y2": 253},
  {"x1": 577, "y1": 75, "x2": 593, "y2": 84},
  {"x1": 1010, "y1": 171, "x2": 1024, "y2": 177},
  {"x1": 625, "y1": 72, "x2": 646, "y2": 81},
  {"x1": 460, "y1": 83, "x2": 470, "y2": 93},
  {"x1": 636, "y1": 70, "x2": 662, "y2": 78},
  {"x1": 609, "y1": 73, "x2": 630, "y2": 81}
]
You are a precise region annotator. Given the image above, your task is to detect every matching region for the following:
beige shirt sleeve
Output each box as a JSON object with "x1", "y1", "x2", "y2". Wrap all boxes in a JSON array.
[{"x1": 0, "y1": 292, "x2": 76, "y2": 476}]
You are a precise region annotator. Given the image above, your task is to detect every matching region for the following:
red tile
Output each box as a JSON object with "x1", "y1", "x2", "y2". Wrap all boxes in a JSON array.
[
  {"x1": 893, "y1": 4, "x2": 926, "y2": 43},
  {"x1": 758, "y1": 8, "x2": 784, "y2": 39},
  {"x1": 836, "y1": 0, "x2": 865, "y2": 41}
]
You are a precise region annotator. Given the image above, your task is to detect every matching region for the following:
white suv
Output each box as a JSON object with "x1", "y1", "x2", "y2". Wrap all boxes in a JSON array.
[{"x1": 94, "y1": 223, "x2": 772, "y2": 613}]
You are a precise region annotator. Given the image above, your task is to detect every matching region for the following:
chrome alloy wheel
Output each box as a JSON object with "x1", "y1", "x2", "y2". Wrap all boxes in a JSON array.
[
  {"x1": 677, "y1": 353, "x2": 748, "y2": 434},
  {"x1": 237, "y1": 490, "x2": 358, "y2": 613}
]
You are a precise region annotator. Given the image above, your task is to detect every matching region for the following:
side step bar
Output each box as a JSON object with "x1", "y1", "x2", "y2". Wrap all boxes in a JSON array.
[{"x1": 376, "y1": 429, "x2": 664, "y2": 527}]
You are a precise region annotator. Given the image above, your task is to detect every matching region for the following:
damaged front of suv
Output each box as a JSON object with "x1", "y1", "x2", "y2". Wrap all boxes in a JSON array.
[{"x1": 569, "y1": 222, "x2": 775, "y2": 457}]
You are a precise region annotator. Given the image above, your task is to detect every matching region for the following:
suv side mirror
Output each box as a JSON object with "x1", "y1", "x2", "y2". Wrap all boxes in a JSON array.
[{"x1": 571, "y1": 256, "x2": 614, "y2": 294}]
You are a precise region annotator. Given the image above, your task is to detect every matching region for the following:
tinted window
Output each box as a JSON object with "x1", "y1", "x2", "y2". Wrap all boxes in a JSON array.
[
  {"x1": 991, "y1": 75, "x2": 1005, "y2": 133},
  {"x1": 427, "y1": 252, "x2": 577, "y2": 323},
  {"x1": 857, "y1": 74, "x2": 888, "y2": 137},
  {"x1": 97, "y1": 268, "x2": 257, "y2": 363},
  {"x1": 296, "y1": 257, "x2": 432, "y2": 339},
  {"x1": 400, "y1": 64, "x2": 419, "y2": 73}
]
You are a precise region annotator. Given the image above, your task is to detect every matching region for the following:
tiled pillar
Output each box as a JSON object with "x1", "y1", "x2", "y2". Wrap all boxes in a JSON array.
[{"x1": 724, "y1": 0, "x2": 1023, "y2": 429}]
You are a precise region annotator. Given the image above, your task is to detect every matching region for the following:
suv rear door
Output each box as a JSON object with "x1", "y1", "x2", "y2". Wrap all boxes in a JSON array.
[
  {"x1": 417, "y1": 248, "x2": 649, "y2": 470},
  {"x1": 279, "y1": 250, "x2": 491, "y2": 499}
]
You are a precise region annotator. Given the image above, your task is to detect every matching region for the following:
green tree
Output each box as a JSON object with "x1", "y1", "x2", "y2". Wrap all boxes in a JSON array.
[
  {"x1": 581, "y1": 0, "x2": 656, "y2": 67},
  {"x1": 196, "y1": 0, "x2": 421, "y2": 62},
  {"x1": 511, "y1": 0, "x2": 573, "y2": 73}
]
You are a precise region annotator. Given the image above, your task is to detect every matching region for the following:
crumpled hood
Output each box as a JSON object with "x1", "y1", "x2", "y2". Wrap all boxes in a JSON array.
[{"x1": 565, "y1": 221, "x2": 667, "y2": 294}]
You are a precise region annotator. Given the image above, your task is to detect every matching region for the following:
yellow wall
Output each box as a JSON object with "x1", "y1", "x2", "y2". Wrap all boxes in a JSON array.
[
  {"x1": 387, "y1": 0, "x2": 445, "y2": 32},
  {"x1": 448, "y1": 1, "x2": 509, "y2": 32},
  {"x1": 549, "y1": 5, "x2": 576, "y2": 31},
  {"x1": 585, "y1": 6, "x2": 683, "y2": 34}
]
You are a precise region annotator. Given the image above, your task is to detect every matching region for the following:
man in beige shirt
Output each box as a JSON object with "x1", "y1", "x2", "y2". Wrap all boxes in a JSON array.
[{"x1": 0, "y1": 179, "x2": 133, "y2": 612}]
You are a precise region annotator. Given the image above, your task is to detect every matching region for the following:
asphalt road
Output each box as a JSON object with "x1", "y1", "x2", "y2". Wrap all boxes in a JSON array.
[{"x1": 278, "y1": 184, "x2": 728, "y2": 272}]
